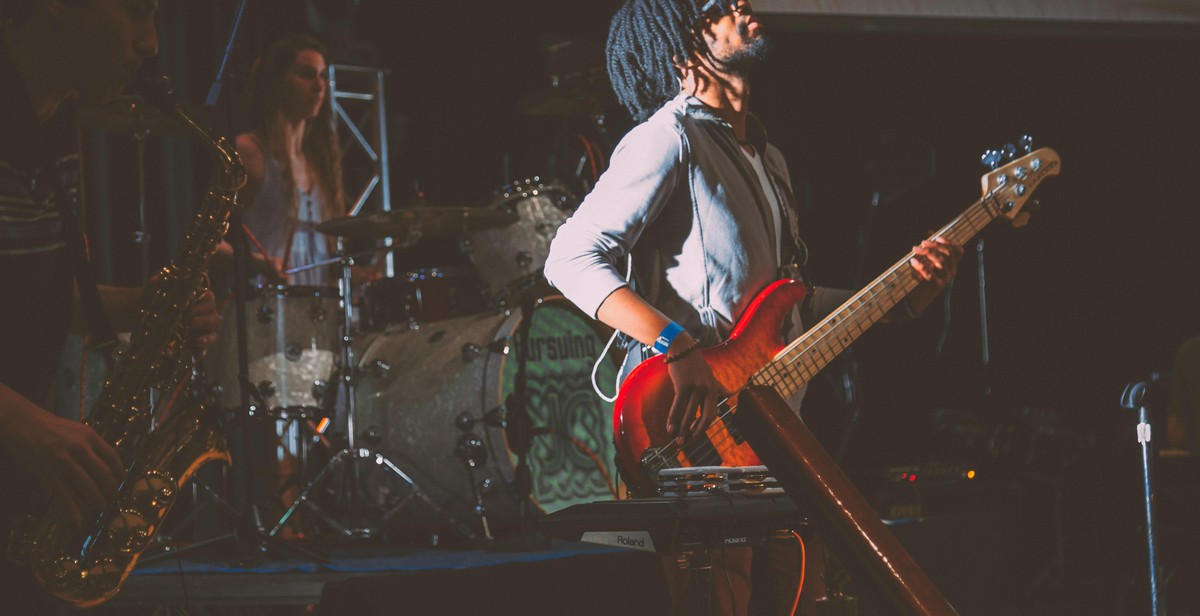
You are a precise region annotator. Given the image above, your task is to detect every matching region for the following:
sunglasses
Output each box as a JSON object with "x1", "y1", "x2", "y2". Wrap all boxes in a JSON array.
[{"x1": 698, "y1": 0, "x2": 752, "y2": 24}]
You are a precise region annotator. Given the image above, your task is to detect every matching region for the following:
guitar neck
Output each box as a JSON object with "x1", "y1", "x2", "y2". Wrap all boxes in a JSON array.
[{"x1": 754, "y1": 195, "x2": 1002, "y2": 399}]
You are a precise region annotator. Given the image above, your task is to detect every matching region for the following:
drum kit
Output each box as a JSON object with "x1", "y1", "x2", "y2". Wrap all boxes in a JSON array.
[
  {"x1": 73, "y1": 57, "x2": 621, "y2": 546},
  {"x1": 202, "y1": 178, "x2": 622, "y2": 544}
]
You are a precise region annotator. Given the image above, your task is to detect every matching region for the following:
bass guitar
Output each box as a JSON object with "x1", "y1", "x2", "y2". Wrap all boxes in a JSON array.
[{"x1": 614, "y1": 145, "x2": 1060, "y2": 497}]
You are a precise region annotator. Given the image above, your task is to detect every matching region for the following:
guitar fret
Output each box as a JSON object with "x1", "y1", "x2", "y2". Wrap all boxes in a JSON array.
[{"x1": 760, "y1": 196, "x2": 1000, "y2": 406}]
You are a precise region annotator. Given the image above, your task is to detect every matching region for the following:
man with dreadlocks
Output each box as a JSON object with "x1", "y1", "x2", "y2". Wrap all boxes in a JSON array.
[{"x1": 546, "y1": 0, "x2": 961, "y2": 613}]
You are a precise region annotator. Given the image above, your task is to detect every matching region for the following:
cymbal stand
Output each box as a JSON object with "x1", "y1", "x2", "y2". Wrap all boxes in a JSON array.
[
  {"x1": 271, "y1": 248, "x2": 477, "y2": 541},
  {"x1": 140, "y1": 3, "x2": 324, "y2": 567}
]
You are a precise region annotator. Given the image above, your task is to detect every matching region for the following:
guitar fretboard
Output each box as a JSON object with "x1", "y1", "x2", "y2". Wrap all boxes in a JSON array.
[{"x1": 753, "y1": 192, "x2": 1005, "y2": 399}]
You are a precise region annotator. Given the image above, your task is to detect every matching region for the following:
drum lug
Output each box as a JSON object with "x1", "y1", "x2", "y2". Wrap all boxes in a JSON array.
[
  {"x1": 369, "y1": 359, "x2": 391, "y2": 378},
  {"x1": 462, "y1": 339, "x2": 510, "y2": 361},
  {"x1": 311, "y1": 380, "x2": 329, "y2": 401},
  {"x1": 361, "y1": 425, "x2": 383, "y2": 446},
  {"x1": 461, "y1": 343, "x2": 483, "y2": 361},
  {"x1": 454, "y1": 434, "x2": 487, "y2": 468}
]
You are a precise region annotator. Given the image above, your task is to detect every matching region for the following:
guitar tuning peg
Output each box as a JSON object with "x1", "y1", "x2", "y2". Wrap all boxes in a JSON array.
[
  {"x1": 1018, "y1": 135, "x2": 1034, "y2": 154},
  {"x1": 981, "y1": 149, "x2": 1003, "y2": 170},
  {"x1": 1001, "y1": 143, "x2": 1017, "y2": 161}
]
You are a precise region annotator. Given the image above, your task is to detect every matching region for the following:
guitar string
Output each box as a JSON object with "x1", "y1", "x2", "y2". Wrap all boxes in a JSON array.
[
  {"x1": 649, "y1": 201, "x2": 995, "y2": 474},
  {"x1": 645, "y1": 191, "x2": 1004, "y2": 475},
  {"x1": 652, "y1": 169, "x2": 1028, "y2": 472},
  {"x1": 651, "y1": 217, "x2": 990, "y2": 474}
]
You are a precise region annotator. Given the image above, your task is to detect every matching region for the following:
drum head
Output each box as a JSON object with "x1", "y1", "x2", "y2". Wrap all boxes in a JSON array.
[
  {"x1": 464, "y1": 179, "x2": 575, "y2": 302},
  {"x1": 353, "y1": 296, "x2": 619, "y2": 535},
  {"x1": 498, "y1": 297, "x2": 619, "y2": 514},
  {"x1": 206, "y1": 285, "x2": 340, "y2": 412}
]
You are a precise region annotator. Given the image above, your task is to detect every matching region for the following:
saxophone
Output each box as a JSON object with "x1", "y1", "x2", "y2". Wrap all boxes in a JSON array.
[{"x1": 14, "y1": 81, "x2": 245, "y2": 607}]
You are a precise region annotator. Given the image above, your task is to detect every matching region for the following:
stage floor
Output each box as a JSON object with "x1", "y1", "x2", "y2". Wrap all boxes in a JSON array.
[{"x1": 105, "y1": 538, "x2": 633, "y2": 609}]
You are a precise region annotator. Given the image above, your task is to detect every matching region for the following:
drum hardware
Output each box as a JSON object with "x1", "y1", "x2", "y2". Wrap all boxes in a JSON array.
[
  {"x1": 360, "y1": 265, "x2": 488, "y2": 331},
  {"x1": 281, "y1": 249, "x2": 380, "y2": 277},
  {"x1": 138, "y1": 1, "x2": 328, "y2": 569},
  {"x1": 315, "y1": 206, "x2": 519, "y2": 246},
  {"x1": 454, "y1": 415, "x2": 494, "y2": 541},
  {"x1": 352, "y1": 296, "x2": 621, "y2": 534},
  {"x1": 270, "y1": 250, "x2": 478, "y2": 543},
  {"x1": 503, "y1": 292, "x2": 538, "y2": 537}
]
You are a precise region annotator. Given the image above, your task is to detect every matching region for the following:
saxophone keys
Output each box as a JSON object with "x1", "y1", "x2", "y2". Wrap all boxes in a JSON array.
[
  {"x1": 80, "y1": 557, "x2": 121, "y2": 583},
  {"x1": 107, "y1": 509, "x2": 153, "y2": 554},
  {"x1": 43, "y1": 556, "x2": 87, "y2": 594}
]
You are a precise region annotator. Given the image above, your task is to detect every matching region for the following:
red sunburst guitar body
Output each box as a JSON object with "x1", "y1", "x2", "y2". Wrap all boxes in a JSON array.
[{"x1": 613, "y1": 279, "x2": 808, "y2": 497}]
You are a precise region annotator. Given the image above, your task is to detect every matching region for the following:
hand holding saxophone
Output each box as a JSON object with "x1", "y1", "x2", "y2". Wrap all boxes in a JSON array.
[
  {"x1": 0, "y1": 386, "x2": 125, "y2": 530},
  {"x1": 189, "y1": 288, "x2": 220, "y2": 354}
]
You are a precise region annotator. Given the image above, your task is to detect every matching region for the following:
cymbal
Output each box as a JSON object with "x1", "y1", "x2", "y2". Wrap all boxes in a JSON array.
[
  {"x1": 78, "y1": 96, "x2": 198, "y2": 136},
  {"x1": 316, "y1": 207, "x2": 518, "y2": 244}
]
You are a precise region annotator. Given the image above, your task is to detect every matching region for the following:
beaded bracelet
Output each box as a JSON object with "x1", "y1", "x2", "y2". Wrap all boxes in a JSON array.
[{"x1": 662, "y1": 341, "x2": 699, "y2": 365}]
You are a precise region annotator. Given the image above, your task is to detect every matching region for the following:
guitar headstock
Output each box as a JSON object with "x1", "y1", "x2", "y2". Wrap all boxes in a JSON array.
[{"x1": 980, "y1": 136, "x2": 1060, "y2": 228}]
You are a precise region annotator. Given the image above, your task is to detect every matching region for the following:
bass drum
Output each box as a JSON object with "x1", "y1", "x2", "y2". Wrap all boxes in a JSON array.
[{"x1": 355, "y1": 296, "x2": 620, "y2": 533}]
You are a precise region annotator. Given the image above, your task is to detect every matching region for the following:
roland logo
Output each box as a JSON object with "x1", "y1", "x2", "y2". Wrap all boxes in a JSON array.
[
  {"x1": 617, "y1": 534, "x2": 646, "y2": 548},
  {"x1": 724, "y1": 536, "x2": 749, "y2": 546}
]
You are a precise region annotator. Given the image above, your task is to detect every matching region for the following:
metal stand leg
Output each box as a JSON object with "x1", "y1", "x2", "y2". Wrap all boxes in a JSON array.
[
  {"x1": 272, "y1": 250, "x2": 477, "y2": 542},
  {"x1": 455, "y1": 430, "x2": 493, "y2": 541}
]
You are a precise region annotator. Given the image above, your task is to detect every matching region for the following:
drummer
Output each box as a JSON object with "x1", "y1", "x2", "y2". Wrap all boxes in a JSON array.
[
  {"x1": 214, "y1": 34, "x2": 376, "y2": 286},
  {"x1": 209, "y1": 34, "x2": 364, "y2": 534}
]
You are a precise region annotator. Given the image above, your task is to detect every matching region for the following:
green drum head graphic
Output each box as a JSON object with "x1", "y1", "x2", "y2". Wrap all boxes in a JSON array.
[{"x1": 501, "y1": 300, "x2": 618, "y2": 513}]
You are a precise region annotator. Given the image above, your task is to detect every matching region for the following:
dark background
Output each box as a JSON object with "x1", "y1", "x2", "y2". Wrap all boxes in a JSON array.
[{"x1": 80, "y1": 1, "x2": 1200, "y2": 613}]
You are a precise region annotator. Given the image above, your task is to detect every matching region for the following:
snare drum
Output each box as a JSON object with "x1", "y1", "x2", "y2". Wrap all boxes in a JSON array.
[
  {"x1": 206, "y1": 285, "x2": 340, "y2": 413},
  {"x1": 462, "y1": 178, "x2": 575, "y2": 304},
  {"x1": 354, "y1": 296, "x2": 619, "y2": 529}
]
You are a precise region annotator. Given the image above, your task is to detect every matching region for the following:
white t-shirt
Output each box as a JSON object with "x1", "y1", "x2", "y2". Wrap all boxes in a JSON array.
[{"x1": 742, "y1": 145, "x2": 784, "y2": 266}]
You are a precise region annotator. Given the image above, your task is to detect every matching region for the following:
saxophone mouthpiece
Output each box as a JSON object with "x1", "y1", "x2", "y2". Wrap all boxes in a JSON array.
[{"x1": 134, "y1": 73, "x2": 179, "y2": 116}]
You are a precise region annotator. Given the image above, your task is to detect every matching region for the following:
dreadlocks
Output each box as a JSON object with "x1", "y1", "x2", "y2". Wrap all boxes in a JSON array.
[{"x1": 606, "y1": 0, "x2": 711, "y2": 123}]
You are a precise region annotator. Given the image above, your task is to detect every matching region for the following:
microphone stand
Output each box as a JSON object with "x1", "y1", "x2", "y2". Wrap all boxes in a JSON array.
[
  {"x1": 1121, "y1": 375, "x2": 1167, "y2": 616},
  {"x1": 490, "y1": 292, "x2": 550, "y2": 550}
]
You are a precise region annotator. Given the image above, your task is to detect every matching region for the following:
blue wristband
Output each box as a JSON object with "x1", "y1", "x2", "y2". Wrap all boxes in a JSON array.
[{"x1": 653, "y1": 322, "x2": 686, "y2": 355}]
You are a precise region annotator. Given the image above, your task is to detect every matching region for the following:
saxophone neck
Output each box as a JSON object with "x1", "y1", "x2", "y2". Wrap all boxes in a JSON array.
[
  {"x1": 135, "y1": 75, "x2": 247, "y2": 191},
  {"x1": 210, "y1": 133, "x2": 247, "y2": 193}
]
